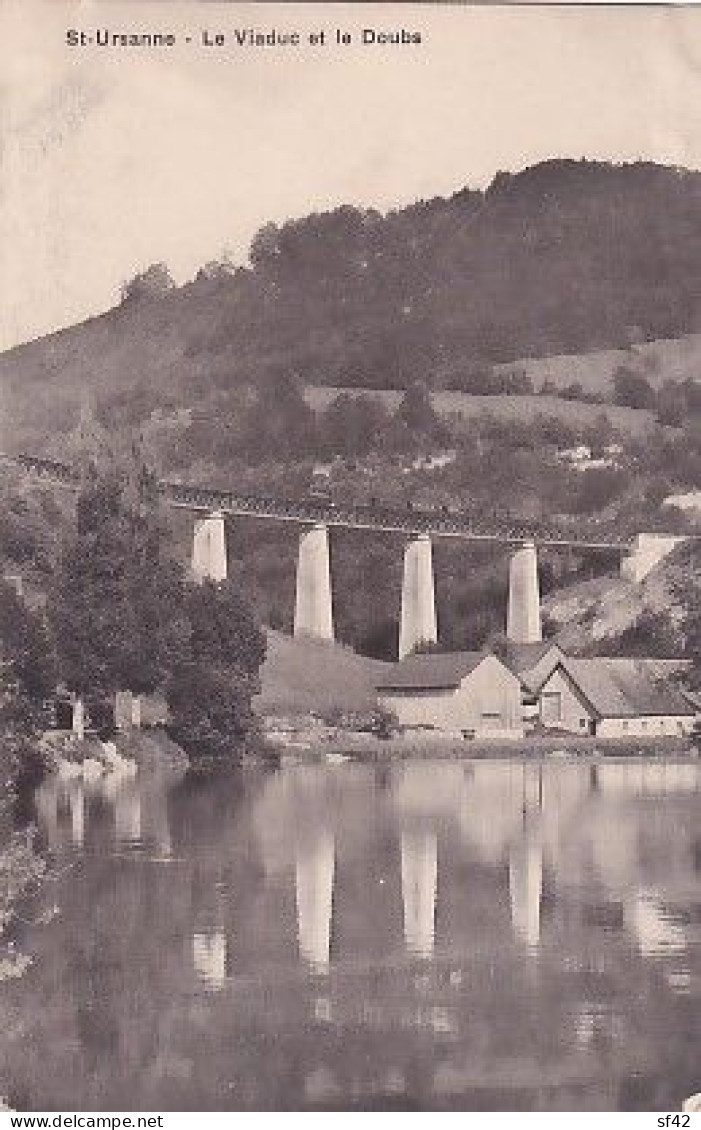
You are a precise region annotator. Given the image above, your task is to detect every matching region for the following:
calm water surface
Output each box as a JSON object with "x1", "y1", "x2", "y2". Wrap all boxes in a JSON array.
[{"x1": 2, "y1": 756, "x2": 701, "y2": 1111}]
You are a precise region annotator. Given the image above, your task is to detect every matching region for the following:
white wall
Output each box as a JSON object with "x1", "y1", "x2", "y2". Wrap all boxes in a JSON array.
[
  {"x1": 380, "y1": 656, "x2": 524, "y2": 737},
  {"x1": 538, "y1": 667, "x2": 594, "y2": 734},
  {"x1": 596, "y1": 715, "x2": 695, "y2": 738}
]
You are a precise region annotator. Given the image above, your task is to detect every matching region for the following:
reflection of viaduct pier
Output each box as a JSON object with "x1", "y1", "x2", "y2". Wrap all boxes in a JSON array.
[
  {"x1": 22, "y1": 761, "x2": 701, "y2": 1113},
  {"x1": 6, "y1": 451, "x2": 687, "y2": 658},
  {"x1": 33, "y1": 757, "x2": 701, "y2": 1001}
]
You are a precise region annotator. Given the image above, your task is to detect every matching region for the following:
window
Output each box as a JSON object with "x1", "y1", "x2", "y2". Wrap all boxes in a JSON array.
[
  {"x1": 541, "y1": 692, "x2": 562, "y2": 724},
  {"x1": 481, "y1": 711, "x2": 502, "y2": 730},
  {"x1": 622, "y1": 720, "x2": 629, "y2": 732},
  {"x1": 579, "y1": 718, "x2": 587, "y2": 729}
]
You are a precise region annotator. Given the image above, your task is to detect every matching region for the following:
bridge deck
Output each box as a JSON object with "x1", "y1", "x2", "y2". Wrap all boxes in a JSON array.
[{"x1": 2, "y1": 451, "x2": 632, "y2": 550}]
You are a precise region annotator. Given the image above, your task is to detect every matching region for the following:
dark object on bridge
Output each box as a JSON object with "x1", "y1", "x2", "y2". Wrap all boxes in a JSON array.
[
  {"x1": 308, "y1": 485, "x2": 333, "y2": 504},
  {"x1": 54, "y1": 697, "x2": 74, "y2": 731}
]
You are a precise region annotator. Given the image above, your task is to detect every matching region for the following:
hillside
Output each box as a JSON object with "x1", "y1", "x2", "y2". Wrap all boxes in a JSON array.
[
  {"x1": 1, "y1": 157, "x2": 699, "y2": 666},
  {"x1": 3, "y1": 158, "x2": 701, "y2": 454},
  {"x1": 544, "y1": 543, "x2": 695, "y2": 654},
  {"x1": 305, "y1": 387, "x2": 657, "y2": 435},
  {"x1": 256, "y1": 549, "x2": 694, "y2": 714},
  {"x1": 255, "y1": 630, "x2": 389, "y2": 715}
]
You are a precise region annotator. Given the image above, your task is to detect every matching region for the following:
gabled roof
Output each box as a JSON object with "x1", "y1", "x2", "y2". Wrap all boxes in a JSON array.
[
  {"x1": 506, "y1": 640, "x2": 564, "y2": 693},
  {"x1": 506, "y1": 640, "x2": 559, "y2": 673},
  {"x1": 549, "y1": 657, "x2": 695, "y2": 719},
  {"x1": 376, "y1": 651, "x2": 491, "y2": 692},
  {"x1": 682, "y1": 687, "x2": 701, "y2": 712}
]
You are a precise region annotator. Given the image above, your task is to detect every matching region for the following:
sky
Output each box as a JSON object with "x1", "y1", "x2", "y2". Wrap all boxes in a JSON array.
[{"x1": 3, "y1": 0, "x2": 701, "y2": 350}]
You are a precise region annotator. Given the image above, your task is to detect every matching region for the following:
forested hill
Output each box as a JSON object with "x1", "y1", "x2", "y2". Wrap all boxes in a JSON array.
[{"x1": 3, "y1": 158, "x2": 701, "y2": 450}]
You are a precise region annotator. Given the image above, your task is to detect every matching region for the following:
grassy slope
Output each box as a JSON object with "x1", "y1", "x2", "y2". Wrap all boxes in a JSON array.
[
  {"x1": 255, "y1": 629, "x2": 389, "y2": 715},
  {"x1": 493, "y1": 333, "x2": 701, "y2": 394},
  {"x1": 304, "y1": 386, "x2": 657, "y2": 434}
]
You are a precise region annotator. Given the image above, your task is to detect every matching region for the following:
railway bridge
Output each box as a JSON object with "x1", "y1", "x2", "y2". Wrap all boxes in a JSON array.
[{"x1": 1, "y1": 452, "x2": 686, "y2": 659}]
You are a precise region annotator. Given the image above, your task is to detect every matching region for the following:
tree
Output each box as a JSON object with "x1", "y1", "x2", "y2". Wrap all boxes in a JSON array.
[
  {"x1": 397, "y1": 381, "x2": 440, "y2": 434},
  {"x1": 573, "y1": 466, "x2": 628, "y2": 515},
  {"x1": 598, "y1": 609, "x2": 682, "y2": 659},
  {"x1": 166, "y1": 663, "x2": 259, "y2": 761},
  {"x1": 612, "y1": 366, "x2": 655, "y2": 409},
  {"x1": 50, "y1": 472, "x2": 136, "y2": 700},
  {"x1": 0, "y1": 661, "x2": 41, "y2": 794},
  {"x1": 49, "y1": 461, "x2": 187, "y2": 704},
  {"x1": 49, "y1": 461, "x2": 266, "y2": 760},
  {"x1": 120, "y1": 262, "x2": 175, "y2": 304},
  {"x1": 165, "y1": 579, "x2": 267, "y2": 762},
  {"x1": 241, "y1": 374, "x2": 318, "y2": 462},
  {"x1": 179, "y1": 579, "x2": 266, "y2": 676},
  {"x1": 319, "y1": 393, "x2": 393, "y2": 458},
  {"x1": 673, "y1": 556, "x2": 701, "y2": 690},
  {"x1": 0, "y1": 584, "x2": 54, "y2": 793},
  {"x1": 0, "y1": 581, "x2": 56, "y2": 706}
]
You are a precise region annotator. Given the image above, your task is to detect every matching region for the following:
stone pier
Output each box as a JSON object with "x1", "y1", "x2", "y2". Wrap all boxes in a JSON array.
[
  {"x1": 506, "y1": 540, "x2": 541, "y2": 645},
  {"x1": 71, "y1": 694, "x2": 85, "y2": 741},
  {"x1": 294, "y1": 524, "x2": 334, "y2": 642},
  {"x1": 399, "y1": 534, "x2": 437, "y2": 660},
  {"x1": 192, "y1": 510, "x2": 227, "y2": 583}
]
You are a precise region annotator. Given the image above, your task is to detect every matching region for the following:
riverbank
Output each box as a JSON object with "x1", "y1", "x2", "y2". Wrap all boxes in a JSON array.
[
  {"x1": 265, "y1": 715, "x2": 699, "y2": 763},
  {"x1": 0, "y1": 830, "x2": 45, "y2": 976},
  {"x1": 40, "y1": 727, "x2": 189, "y2": 776},
  {"x1": 0, "y1": 727, "x2": 190, "y2": 976}
]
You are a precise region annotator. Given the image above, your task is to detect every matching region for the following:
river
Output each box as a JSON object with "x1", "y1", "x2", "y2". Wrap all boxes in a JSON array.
[{"x1": 1, "y1": 755, "x2": 701, "y2": 1111}]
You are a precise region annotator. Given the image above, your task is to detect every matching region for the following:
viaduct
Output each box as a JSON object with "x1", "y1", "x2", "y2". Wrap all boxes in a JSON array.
[{"x1": 1, "y1": 452, "x2": 688, "y2": 659}]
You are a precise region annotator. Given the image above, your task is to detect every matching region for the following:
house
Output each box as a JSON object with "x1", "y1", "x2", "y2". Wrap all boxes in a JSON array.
[
  {"x1": 535, "y1": 657, "x2": 696, "y2": 738},
  {"x1": 376, "y1": 651, "x2": 524, "y2": 738}
]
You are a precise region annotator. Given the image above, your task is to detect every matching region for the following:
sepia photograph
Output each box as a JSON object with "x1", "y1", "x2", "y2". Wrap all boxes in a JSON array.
[{"x1": 0, "y1": 0, "x2": 700, "y2": 1114}]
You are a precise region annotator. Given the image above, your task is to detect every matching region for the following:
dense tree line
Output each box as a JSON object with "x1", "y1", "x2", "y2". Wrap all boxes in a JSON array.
[
  {"x1": 1, "y1": 460, "x2": 266, "y2": 766},
  {"x1": 611, "y1": 368, "x2": 701, "y2": 424},
  {"x1": 173, "y1": 159, "x2": 701, "y2": 394}
]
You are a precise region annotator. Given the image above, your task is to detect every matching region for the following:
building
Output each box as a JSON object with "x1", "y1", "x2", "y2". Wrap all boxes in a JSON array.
[
  {"x1": 376, "y1": 651, "x2": 524, "y2": 738},
  {"x1": 535, "y1": 657, "x2": 696, "y2": 738}
]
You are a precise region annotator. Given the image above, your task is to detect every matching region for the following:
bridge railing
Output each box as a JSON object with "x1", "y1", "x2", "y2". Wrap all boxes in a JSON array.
[{"x1": 2, "y1": 451, "x2": 631, "y2": 549}]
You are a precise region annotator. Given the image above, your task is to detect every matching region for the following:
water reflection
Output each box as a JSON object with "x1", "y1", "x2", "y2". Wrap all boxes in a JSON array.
[
  {"x1": 6, "y1": 756, "x2": 701, "y2": 1111},
  {"x1": 67, "y1": 782, "x2": 85, "y2": 848},
  {"x1": 509, "y1": 836, "x2": 543, "y2": 949},
  {"x1": 34, "y1": 773, "x2": 173, "y2": 857},
  {"x1": 113, "y1": 781, "x2": 141, "y2": 846},
  {"x1": 296, "y1": 829, "x2": 335, "y2": 973},
  {"x1": 192, "y1": 932, "x2": 227, "y2": 991},
  {"x1": 400, "y1": 829, "x2": 437, "y2": 958},
  {"x1": 625, "y1": 891, "x2": 687, "y2": 957}
]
